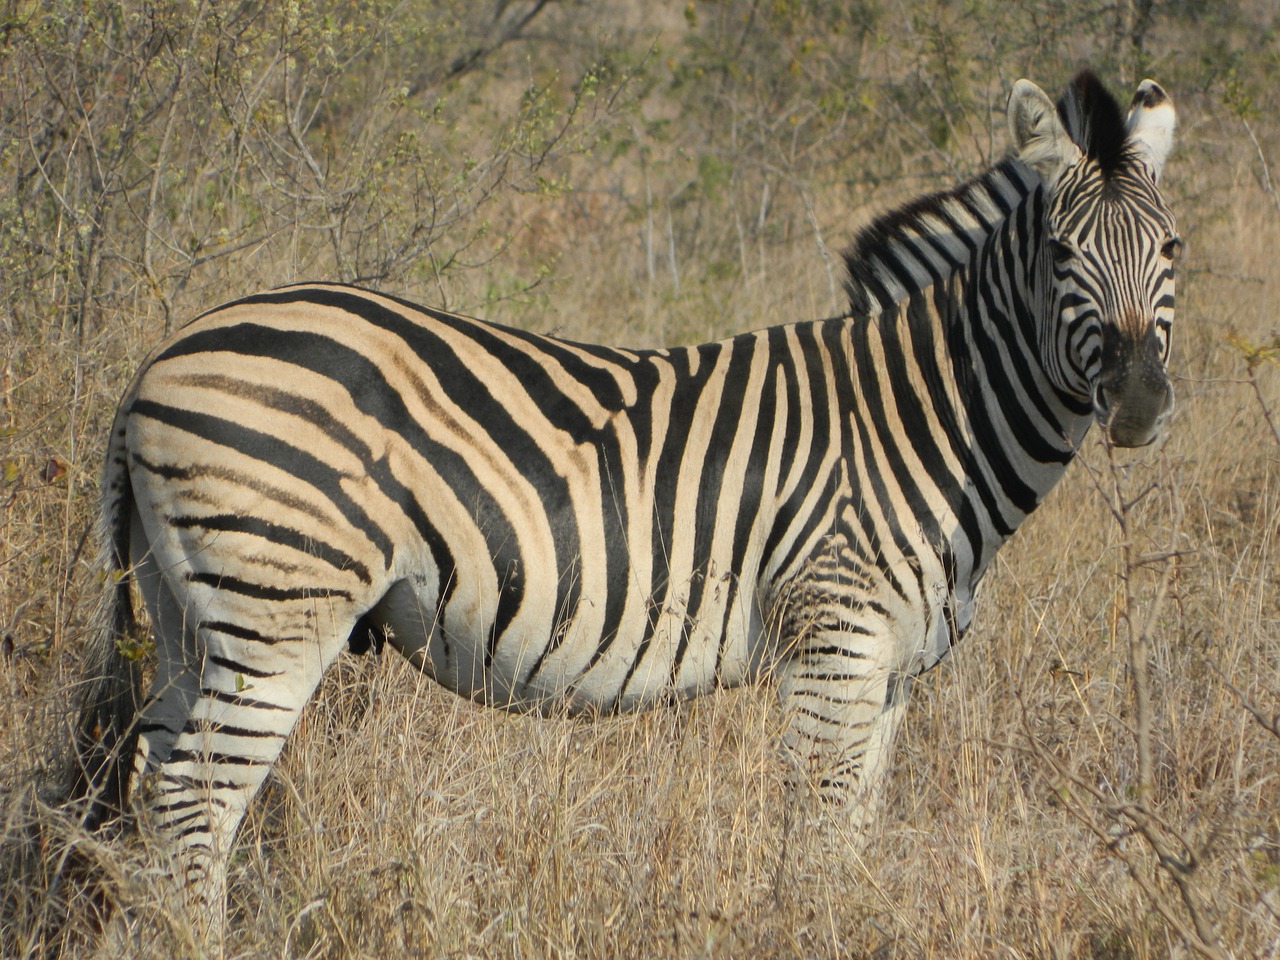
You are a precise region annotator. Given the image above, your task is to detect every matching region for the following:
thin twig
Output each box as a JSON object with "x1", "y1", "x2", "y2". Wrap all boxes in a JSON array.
[
  {"x1": 1206, "y1": 661, "x2": 1280, "y2": 741},
  {"x1": 1241, "y1": 114, "x2": 1280, "y2": 222},
  {"x1": 1246, "y1": 363, "x2": 1280, "y2": 450}
]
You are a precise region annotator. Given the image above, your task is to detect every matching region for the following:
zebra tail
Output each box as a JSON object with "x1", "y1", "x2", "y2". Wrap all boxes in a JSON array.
[{"x1": 66, "y1": 454, "x2": 142, "y2": 831}]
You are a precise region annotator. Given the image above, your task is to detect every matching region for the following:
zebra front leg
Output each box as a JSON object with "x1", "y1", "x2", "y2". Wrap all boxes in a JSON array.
[{"x1": 776, "y1": 625, "x2": 909, "y2": 837}]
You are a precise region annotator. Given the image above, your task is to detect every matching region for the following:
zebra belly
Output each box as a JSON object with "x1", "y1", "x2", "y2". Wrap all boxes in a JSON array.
[{"x1": 373, "y1": 565, "x2": 773, "y2": 713}]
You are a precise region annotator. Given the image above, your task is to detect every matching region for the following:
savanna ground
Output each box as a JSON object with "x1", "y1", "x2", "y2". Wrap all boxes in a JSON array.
[{"x1": 1, "y1": 1, "x2": 1278, "y2": 957}]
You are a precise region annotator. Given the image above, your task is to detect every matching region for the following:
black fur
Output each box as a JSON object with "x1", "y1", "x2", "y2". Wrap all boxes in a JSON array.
[
  {"x1": 348, "y1": 612, "x2": 387, "y2": 656},
  {"x1": 1057, "y1": 69, "x2": 1129, "y2": 176}
]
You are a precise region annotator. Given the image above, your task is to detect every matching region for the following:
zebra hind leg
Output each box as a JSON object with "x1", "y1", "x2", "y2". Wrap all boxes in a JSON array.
[{"x1": 130, "y1": 558, "x2": 357, "y2": 938}]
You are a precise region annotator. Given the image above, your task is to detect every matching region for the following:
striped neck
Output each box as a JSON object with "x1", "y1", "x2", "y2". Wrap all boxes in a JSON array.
[{"x1": 840, "y1": 158, "x2": 1095, "y2": 591}]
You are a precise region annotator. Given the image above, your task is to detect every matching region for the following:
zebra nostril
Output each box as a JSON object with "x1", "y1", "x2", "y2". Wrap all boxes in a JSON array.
[{"x1": 1092, "y1": 381, "x2": 1111, "y2": 418}]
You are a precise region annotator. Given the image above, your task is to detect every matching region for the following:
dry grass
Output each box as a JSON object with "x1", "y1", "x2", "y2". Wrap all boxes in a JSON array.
[{"x1": 3, "y1": 3, "x2": 1280, "y2": 957}]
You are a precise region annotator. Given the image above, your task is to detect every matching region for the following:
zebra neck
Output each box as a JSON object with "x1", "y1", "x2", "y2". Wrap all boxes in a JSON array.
[{"x1": 842, "y1": 158, "x2": 1093, "y2": 593}]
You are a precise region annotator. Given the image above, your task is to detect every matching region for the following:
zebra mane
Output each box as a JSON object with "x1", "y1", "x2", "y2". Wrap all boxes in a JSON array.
[
  {"x1": 840, "y1": 158, "x2": 1032, "y2": 317},
  {"x1": 1056, "y1": 69, "x2": 1128, "y2": 176}
]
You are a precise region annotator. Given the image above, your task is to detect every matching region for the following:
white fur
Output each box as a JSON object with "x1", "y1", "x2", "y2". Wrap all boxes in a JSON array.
[
  {"x1": 1008, "y1": 79, "x2": 1082, "y2": 190},
  {"x1": 1126, "y1": 79, "x2": 1177, "y2": 181}
]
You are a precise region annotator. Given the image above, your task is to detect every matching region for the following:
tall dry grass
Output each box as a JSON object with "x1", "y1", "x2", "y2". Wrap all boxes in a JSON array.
[{"x1": 2, "y1": 1, "x2": 1279, "y2": 957}]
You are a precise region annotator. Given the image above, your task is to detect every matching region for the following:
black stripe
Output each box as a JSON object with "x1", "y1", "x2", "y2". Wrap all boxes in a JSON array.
[
  {"x1": 783, "y1": 686, "x2": 881, "y2": 707},
  {"x1": 152, "y1": 797, "x2": 214, "y2": 815},
  {"x1": 157, "y1": 775, "x2": 249, "y2": 793},
  {"x1": 185, "y1": 571, "x2": 352, "y2": 603},
  {"x1": 171, "y1": 822, "x2": 214, "y2": 842},
  {"x1": 715, "y1": 330, "x2": 786, "y2": 676},
  {"x1": 161, "y1": 808, "x2": 217, "y2": 831},
  {"x1": 169, "y1": 513, "x2": 371, "y2": 585},
  {"x1": 203, "y1": 620, "x2": 301, "y2": 646},
  {"x1": 593, "y1": 442, "x2": 633, "y2": 669},
  {"x1": 801, "y1": 642, "x2": 873, "y2": 658},
  {"x1": 135, "y1": 721, "x2": 176, "y2": 735},
  {"x1": 165, "y1": 748, "x2": 268, "y2": 767},
  {"x1": 671, "y1": 334, "x2": 757, "y2": 684},
  {"x1": 207, "y1": 653, "x2": 283, "y2": 678},
  {"x1": 791, "y1": 671, "x2": 879, "y2": 684},
  {"x1": 199, "y1": 687, "x2": 290, "y2": 711},
  {"x1": 775, "y1": 329, "x2": 805, "y2": 493},
  {"x1": 180, "y1": 718, "x2": 282, "y2": 739},
  {"x1": 761, "y1": 322, "x2": 839, "y2": 581}
]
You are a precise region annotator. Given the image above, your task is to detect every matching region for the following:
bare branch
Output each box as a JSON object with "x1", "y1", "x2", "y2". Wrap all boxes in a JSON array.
[{"x1": 408, "y1": 1, "x2": 558, "y2": 97}]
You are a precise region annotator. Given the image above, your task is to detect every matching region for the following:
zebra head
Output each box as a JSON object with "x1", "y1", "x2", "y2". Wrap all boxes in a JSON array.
[{"x1": 1009, "y1": 71, "x2": 1180, "y2": 448}]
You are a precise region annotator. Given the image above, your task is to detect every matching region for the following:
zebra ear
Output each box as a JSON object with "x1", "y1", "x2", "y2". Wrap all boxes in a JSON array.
[
  {"x1": 1126, "y1": 79, "x2": 1176, "y2": 182},
  {"x1": 1008, "y1": 79, "x2": 1082, "y2": 190}
]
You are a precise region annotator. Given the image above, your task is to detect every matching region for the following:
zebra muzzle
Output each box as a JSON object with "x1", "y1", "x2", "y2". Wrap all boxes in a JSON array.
[{"x1": 1092, "y1": 331, "x2": 1174, "y2": 447}]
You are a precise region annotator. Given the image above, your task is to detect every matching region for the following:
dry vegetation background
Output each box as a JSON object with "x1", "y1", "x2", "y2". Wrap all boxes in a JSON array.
[{"x1": 1, "y1": 1, "x2": 1279, "y2": 957}]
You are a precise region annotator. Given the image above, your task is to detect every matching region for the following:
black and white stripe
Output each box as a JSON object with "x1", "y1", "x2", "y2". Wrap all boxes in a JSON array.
[{"x1": 72, "y1": 70, "x2": 1180, "y2": 930}]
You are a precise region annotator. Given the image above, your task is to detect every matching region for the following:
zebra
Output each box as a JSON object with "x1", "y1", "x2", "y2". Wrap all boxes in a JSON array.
[{"x1": 71, "y1": 70, "x2": 1179, "y2": 933}]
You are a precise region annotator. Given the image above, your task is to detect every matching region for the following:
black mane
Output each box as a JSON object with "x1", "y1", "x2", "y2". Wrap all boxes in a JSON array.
[
  {"x1": 839, "y1": 160, "x2": 1030, "y2": 317},
  {"x1": 1057, "y1": 69, "x2": 1129, "y2": 177}
]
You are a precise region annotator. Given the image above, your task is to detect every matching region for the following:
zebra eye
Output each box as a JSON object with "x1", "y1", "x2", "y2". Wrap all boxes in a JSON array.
[
  {"x1": 1048, "y1": 238, "x2": 1075, "y2": 264},
  {"x1": 1161, "y1": 236, "x2": 1183, "y2": 261}
]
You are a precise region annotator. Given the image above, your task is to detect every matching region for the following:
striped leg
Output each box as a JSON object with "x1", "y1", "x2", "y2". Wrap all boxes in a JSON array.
[
  {"x1": 776, "y1": 606, "x2": 907, "y2": 832},
  {"x1": 131, "y1": 552, "x2": 356, "y2": 931}
]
